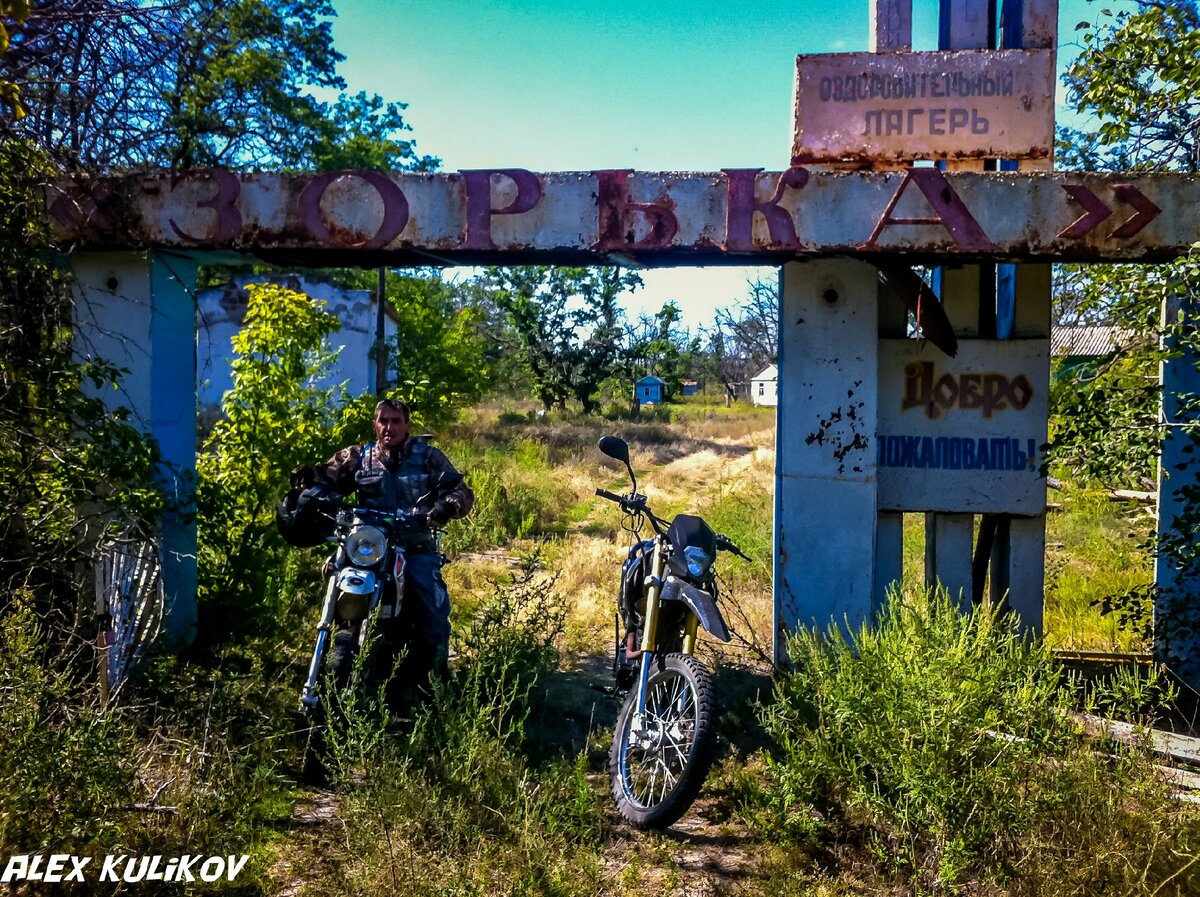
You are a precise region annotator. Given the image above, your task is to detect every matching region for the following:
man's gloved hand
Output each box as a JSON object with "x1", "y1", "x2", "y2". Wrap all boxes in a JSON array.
[
  {"x1": 427, "y1": 499, "x2": 454, "y2": 529},
  {"x1": 290, "y1": 466, "x2": 317, "y2": 489}
]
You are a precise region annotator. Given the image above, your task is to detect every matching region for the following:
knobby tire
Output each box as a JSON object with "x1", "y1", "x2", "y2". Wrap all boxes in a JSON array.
[{"x1": 609, "y1": 652, "x2": 717, "y2": 830}]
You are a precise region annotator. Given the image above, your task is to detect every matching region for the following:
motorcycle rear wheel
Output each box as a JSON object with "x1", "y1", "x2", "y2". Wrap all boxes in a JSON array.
[{"x1": 609, "y1": 652, "x2": 717, "y2": 829}]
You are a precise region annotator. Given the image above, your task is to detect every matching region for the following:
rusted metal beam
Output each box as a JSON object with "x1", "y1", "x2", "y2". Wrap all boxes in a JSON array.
[{"x1": 44, "y1": 169, "x2": 1200, "y2": 264}]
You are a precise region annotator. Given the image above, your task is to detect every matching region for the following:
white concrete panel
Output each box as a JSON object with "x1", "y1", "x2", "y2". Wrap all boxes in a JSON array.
[
  {"x1": 72, "y1": 252, "x2": 154, "y2": 425},
  {"x1": 775, "y1": 259, "x2": 880, "y2": 662},
  {"x1": 925, "y1": 512, "x2": 973, "y2": 608},
  {"x1": 878, "y1": 339, "x2": 1049, "y2": 514},
  {"x1": 72, "y1": 251, "x2": 200, "y2": 647}
]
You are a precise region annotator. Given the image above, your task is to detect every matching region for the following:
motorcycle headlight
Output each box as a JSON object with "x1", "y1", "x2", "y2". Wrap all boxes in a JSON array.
[
  {"x1": 683, "y1": 545, "x2": 713, "y2": 579},
  {"x1": 345, "y1": 525, "x2": 387, "y2": 566}
]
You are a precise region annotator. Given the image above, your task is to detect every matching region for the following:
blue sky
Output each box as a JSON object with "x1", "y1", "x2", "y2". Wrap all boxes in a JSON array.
[{"x1": 328, "y1": 0, "x2": 1124, "y2": 330}]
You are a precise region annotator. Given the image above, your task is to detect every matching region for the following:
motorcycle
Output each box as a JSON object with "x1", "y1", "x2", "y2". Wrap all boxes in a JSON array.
[
  {"x1": 297, "y1": 500, "x2": 430, "y2": 712},
  {"x1": 595, "y1": 435, "x2": 750, "y2": 829}
]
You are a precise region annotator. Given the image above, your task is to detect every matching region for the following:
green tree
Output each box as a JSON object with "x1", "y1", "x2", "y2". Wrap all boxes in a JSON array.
[
  {"x1": 629, "y1": 301, "x2": 701, "y2": 399},
  {"x1": 196, "y1": 283, "x2": 361, "y2": 637},
  {"x1": 1050, "y1": 0, "x2": 1200, "y2": 488},
  {"x1": 0, "y1": 0, "x2": 29, "y2": 118},
  {"x1": 2, "y1": 0, "x2": 437, "y2": 172},
  {"x1": 1052, "y1": 0, "x2": 1200, "y2": 658},
  {"x1": 485, "y1": 267, "x2": 642, "y2": 414},
  {"x1": 330, "y1": 269, "x2": 491, "y2": 426},
  {"x1": 1059, "y1": 1, "x2": 1199, "y2": 174},
  {"x1": 0, "y1": 138, "x2": 162, "y2": 629}
]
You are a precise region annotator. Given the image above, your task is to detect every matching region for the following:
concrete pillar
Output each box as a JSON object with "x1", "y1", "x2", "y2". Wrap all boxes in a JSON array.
[
  {"x1": 72, "y1": 251, "x2": 199, "y2": 648},
  {"x1": 1157, "y1": 293, "x2": 1200, "y2": 690},
  {"x1": 775, "y1": 259, "x2": 880, "y2": 662}
]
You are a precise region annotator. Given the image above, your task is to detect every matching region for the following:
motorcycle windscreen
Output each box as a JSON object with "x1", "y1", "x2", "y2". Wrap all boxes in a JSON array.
[{"x1": 659, "y1": 576, "x2": 731, "y2": 643}]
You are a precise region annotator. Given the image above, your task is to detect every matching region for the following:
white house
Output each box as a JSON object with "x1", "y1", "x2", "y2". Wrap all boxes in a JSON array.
[
  {"x1": 750, "y1": 364, "x2": 778, "y2": 406},
  {"x1": 196, "y1": 274, "x2": 396, "y2": 411}
]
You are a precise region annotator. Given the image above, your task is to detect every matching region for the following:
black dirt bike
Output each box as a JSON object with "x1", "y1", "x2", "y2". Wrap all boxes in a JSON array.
[
  {"x1": 293, "y1": 498, "x2": 430, "y2": 712},
  {"x1": 595, "y1": 435, "x2": 750, "y2": 829}
]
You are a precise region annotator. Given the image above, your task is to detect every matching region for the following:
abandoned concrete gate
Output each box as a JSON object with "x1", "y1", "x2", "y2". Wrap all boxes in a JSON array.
[{"x1": 47, "y1": 0, "x2": 1200, "y2": 688}]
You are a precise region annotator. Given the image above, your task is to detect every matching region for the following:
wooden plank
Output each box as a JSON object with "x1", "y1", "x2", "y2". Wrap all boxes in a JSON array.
[
  {"x1": 1003, "y1": 514, "x2": 1045, "y2": 635},
  {"x1": 1072, "y1": 712, "x2": 1200, "y2": 767},
  {"x1": 940, "y1": 0, "x2": 991, "y2": 50},
  {"x1": 876, "y1": 512, "x2": 905, "y2": 606}
]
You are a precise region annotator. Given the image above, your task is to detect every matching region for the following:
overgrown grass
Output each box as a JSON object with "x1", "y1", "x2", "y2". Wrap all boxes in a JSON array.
[
  {"x1": 746, "y1": 587, "x2": 1200, "y2": 895},
  {"x1": 296, "y1": 562, "x2": 608, "y2": 896},
  {"x1": 1044, "y1": 482, "x2": 1156, "y2": 652},
  {"x1": 0, "y1": 597, "x2": 298, "y2": 894}
]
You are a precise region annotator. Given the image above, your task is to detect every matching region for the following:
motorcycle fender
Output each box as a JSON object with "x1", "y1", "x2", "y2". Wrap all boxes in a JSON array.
[
  {"x1": 660, "y1": 576, "x2": 731, "y2": 643},
  {"x1": 336, "y1": 567, "x2": 377, "y2": 596}
]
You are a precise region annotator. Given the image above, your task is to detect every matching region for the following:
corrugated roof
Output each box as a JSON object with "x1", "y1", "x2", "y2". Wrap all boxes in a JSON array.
[{"x1": 1051, "y1": 325, "x2": 1136, "y2": 357}]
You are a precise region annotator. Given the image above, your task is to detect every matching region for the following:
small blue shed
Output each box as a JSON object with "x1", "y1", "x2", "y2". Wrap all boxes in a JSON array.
[{"x1": 634, "y1": 375, "x2": 666, "y2": 404}]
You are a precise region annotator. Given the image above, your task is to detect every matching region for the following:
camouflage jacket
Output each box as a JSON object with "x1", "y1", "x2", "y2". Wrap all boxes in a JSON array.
[{"x1": 306, "y1": 438, "x2": 474, "y2": 521}]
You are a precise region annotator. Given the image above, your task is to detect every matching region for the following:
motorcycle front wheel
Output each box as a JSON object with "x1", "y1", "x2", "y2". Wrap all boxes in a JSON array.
[{"x1": 609, "y1": 652, "x2": 717, "y2": 829}]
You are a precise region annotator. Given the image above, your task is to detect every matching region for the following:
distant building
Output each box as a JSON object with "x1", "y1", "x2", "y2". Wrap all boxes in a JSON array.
[
  {"x1": 1051, "y1": 325, "x2": 1137, "y2": 377},
  {"x1": 680, "y1": 379, "x2": 700, "y2": 396},
  {"x1": 634, "y1": 375, "x2": 667, "y2": 404},
  {"x1": 750, "y1": 364, "x2": 778, "y2": 406},
  {"x1": 197, "y1": 274, "x2": 397, "y2": 411}
]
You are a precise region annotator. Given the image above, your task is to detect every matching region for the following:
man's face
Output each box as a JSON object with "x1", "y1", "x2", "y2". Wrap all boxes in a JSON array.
[{"x1": 373, "y1": 407, "x2": 410, "y2": 451}]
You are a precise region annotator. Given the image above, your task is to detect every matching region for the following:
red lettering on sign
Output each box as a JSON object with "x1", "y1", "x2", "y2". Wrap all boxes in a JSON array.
[
  {"x1": 1057, "y1": 185, "x2": 1113, "y2": 239},
  {"x1": 593, "y1": 170, "x2": 679, "y2": 251},
  {"x1": 866, "y1": 167, "x2": 996, "y2": 251},
  {"x1": 902, "y1": 361, "x2": 1032, "y2": 419},
  {"x1": 169, "y1": 169, "x2": 242, "y2": 243},
  {"x1": 1110, "y1": 184, "x2": 1162, "y2": 238},
  {"x1": 48, "y1": 181, "x2": 113, "y2": 231},
  {"x1": 722, "y1": 168, "x2": 807, "y2": 251},
  {"x1": 460, "y1": 169, "x2": 542, "y2": 250},
  {"x1": 298, "y1": 171, "x2": 409, "y2": 249}
]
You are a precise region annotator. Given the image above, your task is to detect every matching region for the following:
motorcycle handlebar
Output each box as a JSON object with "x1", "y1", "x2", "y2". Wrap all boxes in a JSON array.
[
  {"x1": 716, "y1": 533, "x2": 751, "y2": 561},
  {"x1": 595, "y1": 488, "x2": 625, "y2": 505}
]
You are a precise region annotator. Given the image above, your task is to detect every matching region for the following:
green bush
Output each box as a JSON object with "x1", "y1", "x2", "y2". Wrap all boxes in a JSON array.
[
  {"x1": 755, "y1": 588, "x2": 1200, "y2": 893},
  {"x1": 0, "y1": 600, "x2": 134, "y2": 852},
  {"x1": 439, "y1": 442, "x2": 569, "y2": 554}
]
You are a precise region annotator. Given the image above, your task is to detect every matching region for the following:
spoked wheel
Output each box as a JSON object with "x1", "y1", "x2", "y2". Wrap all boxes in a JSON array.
[{"x1": 609, "y1": 652, "x2": 717, "y2": 829}]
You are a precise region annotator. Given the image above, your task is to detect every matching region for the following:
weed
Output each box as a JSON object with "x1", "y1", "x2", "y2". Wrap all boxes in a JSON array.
[
  {"x1": 301, "y1": 559, "x2": 608, "y2": 896},
  {"x1": 754, "y1": 586, "x2": 1200, "y2": 894}
]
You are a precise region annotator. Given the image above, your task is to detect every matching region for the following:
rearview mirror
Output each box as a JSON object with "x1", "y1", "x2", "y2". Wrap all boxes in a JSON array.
[{"x1": 598, "y1": 435, "x2": 630, "y2": 465}]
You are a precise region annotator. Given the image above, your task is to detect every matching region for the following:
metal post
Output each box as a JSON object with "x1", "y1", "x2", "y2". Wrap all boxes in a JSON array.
[{"x1": 375, "y1": 267, "x2": 387, "y2": 396}]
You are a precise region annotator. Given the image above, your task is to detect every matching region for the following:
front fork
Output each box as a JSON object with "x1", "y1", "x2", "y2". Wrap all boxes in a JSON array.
[
  {"x1": 300, "y1": 574, "x2": 339, "y2": 711},
  {"x1": 634, "y1": 539, "x2": 667, "y2": 718}
]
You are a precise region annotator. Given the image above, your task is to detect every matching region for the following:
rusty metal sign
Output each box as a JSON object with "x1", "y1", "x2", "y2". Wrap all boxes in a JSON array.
[
  {"x1": 44, "y1": 168, "x2": 1200, "y2": 264},
  {"x1": 792, "y1": 50, "x2": 1056, "y2": 163}
]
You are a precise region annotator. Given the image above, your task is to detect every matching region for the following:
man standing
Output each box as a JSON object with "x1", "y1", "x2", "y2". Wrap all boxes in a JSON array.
[{"x1": 293, "y1": 398, "x2": 473, "y2": 705}]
